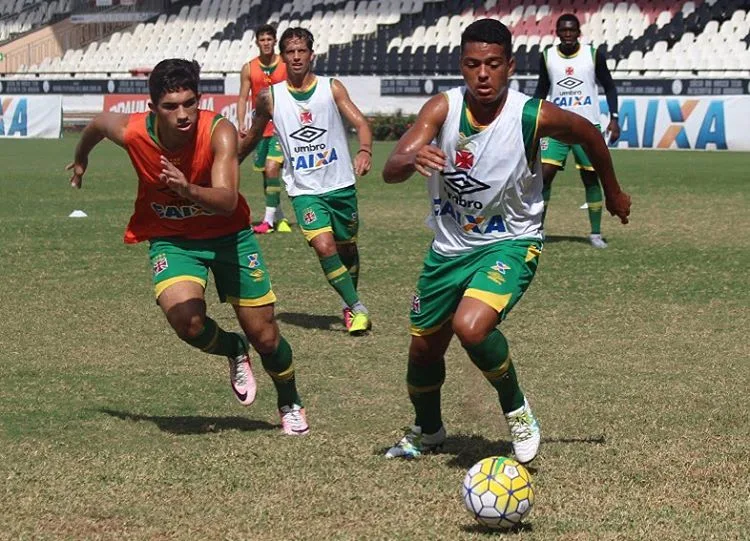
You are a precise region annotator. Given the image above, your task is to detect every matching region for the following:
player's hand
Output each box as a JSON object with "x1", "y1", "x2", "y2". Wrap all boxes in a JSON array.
[
  {"x1": 414, "y1": 145, "x2": 446, "y2": 177},
  {"x1": 160, "y1": 156, "x2": 190, "y2": 198},
  {"x1": 354, "y1": 149, "x2": 372, "y2": 176},
  {"x1": 66, "y1": 160, "x2": 87, "y2": 189},
  {"x1": 238, "y1": 125, "x2": 248, "y2": 138},
  {"x1": 606, "y1": 190, "x2": 631, "y2": 224},
  {"x1": 607, "y1": 119, "x2": 620, "y2": 144}
]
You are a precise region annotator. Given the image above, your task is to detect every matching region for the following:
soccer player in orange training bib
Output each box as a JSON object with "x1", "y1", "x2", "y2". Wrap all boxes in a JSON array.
[
  {"x1": 382, "y1": 19, "x2": 630, "y2": 462},
  {"x1": 237, "y1": 24, "x2": 291, "y2": 234},
  {"x1": 66, "y1": 59, "x2": 309, "y2": 435}
]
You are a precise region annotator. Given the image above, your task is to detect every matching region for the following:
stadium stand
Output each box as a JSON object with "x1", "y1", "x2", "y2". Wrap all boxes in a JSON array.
[
  {"x1": 0, "y1": 0, "x2": 73, "y2": 43},
  {"x1": 3, "y1": 0, "x2": 750, "y2": 77}
]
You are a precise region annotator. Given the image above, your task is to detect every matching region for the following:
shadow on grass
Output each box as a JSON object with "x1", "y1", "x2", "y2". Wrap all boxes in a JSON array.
[
  {"x1": 460, "y1": 522, "x2": 533, "y2": 535},
  {"x1": 100, "y1": 408, "x2": 278, "y2": 435},
  {"x1": 375, "y1": 433, "x2": 605, "y2": 469},
  {"x1": 276, "y1": 311, "x2": 345, "y2": 332},
  {"x1": 543, "y1": 234, "x2": 591, "y2": 244}
]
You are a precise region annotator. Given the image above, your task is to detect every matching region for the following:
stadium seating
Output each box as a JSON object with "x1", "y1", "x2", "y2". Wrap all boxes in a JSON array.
[
  {"x1": 5, "y1": 0, "x2": 750, "y2": 78},
  {"x1": 0, "y1": 0, "x2": 72, "y2": 43}
]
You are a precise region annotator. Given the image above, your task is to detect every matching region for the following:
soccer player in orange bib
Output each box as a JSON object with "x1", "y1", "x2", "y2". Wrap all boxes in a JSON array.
[
  {"x1": 237, "y1": 24, "x2": 291, "y2": 234},
  {"x1": 66, "y1": 59, "x2": 309, "y2": 435}
]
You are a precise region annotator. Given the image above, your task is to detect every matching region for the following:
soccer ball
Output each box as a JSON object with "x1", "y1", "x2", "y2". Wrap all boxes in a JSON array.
[{"x1": 461, "y1": 456, "x2": 534, "y2": 529}]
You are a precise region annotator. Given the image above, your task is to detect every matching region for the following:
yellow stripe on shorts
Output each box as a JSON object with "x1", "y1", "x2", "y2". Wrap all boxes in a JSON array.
[
  {"x1": 154, "y1": 276, "x2": 206, "y2": 298},
  {"x1": 225, "y1": 289, "x2": 277, "y2": 307},
  {"x1": 302, "y1": 226, "x2": 333, "y2": 242},
  {"x1": 464, "y1": 288, "x2": 512, "y2": 312}
]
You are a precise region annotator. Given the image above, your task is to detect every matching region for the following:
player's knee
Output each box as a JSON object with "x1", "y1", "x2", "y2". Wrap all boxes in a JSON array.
[
  {"x1": 452, "y1": 319, "x2": 490, "y2": 348},
  {"x1": 265, "y1": 161, "x2": 281, "y2": 177},
  {"x1": 171, "y1": 312, "x2": 205, "y2": 341},
  {"x1": 311, "y1": 235, "x2": 337, "y2": 258},
  {"x1": 246, "y1": 321, "x2": 279, "y2": 355}
]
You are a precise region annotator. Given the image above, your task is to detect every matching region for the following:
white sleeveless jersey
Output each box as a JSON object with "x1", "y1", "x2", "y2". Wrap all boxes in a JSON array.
[
  {"x1": 544, "y1": 44, "x2": 599, "y2": 124},
  {"x1": 272, "y1": 77, "x2": 354, "y2": 196},
  {"x1": 428, "y1": 87, "x2": 544, "y2": 257}
]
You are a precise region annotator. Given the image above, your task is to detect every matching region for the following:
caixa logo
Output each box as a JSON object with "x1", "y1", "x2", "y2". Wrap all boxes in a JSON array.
[
  {"x1": 603, "y1": 98, "x2": 727, "y2": 150},
  {"x1": 0, "y1": 98, "x2": 28, "y2": 136}
]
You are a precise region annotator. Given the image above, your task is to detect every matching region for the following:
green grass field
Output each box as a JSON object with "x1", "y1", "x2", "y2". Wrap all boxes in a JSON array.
[{"x1": 1, "y1": 136, "x2": 748, "y2": 540}]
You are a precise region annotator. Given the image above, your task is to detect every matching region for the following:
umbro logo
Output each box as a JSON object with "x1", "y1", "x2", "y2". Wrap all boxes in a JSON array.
[
  {"x1": 556, "y1": 77, "x2": 583, "y2": 90},
  {"x1": 443, "y1": 171, "x2": 490, "y2": 195},
  {"x1": 289, "y1": 126, "x2": 327, "y2": 143}
]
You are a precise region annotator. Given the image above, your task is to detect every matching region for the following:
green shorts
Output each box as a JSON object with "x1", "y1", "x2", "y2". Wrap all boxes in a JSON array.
[
  {"x1": 253, "y1": 135, "x2": 284, "y2": 172},
  {"x1": 291, "y1": 185, "x2": 359, "y2": 244},
  {"x1": 148, "y1": 227, "x2": 276, "y2": 307},
  {"x1": 540, "y1": 124, "x2": 600, "y2": 171},
  {"x1": 409, "y1": 239, "x2": 543, "y2": 336}
]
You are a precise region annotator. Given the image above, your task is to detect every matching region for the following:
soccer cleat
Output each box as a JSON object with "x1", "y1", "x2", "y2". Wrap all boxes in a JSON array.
[
  {"x1": 385, "y1": 425, "x2": 446, "y2": 459},
  {"x1": 504, "y1": 398, "x2": 541, "y2": 464},
  {"x1": 276, "y1": 218, "x2": 292, "y2": 233},
  {"x1": 589, "y1": 234, "x2": 608, "y2": 249},
  {"x1": 342, "y1": 307, "x2": 354, "y2": 330},
  {"x1": 279, "y1": 404, "x2": 310, "y2": 435},
  {"x1": 253, "y1": 221, "x2": 274, "y2": 234},
  {"x1": 348, "y1": 311, "x2": 372, "y2": 336},
  {"x1": 227, "y1": 334, "x2": 257, "y2": 406}
]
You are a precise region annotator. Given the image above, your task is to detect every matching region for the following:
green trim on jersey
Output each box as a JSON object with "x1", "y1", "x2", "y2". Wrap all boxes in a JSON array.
[
  {"x1": 459, "y1": 99, "x2": 482, "y2": 138},
  {"x1": 289, "y1": 80, "x2": 318, "y2": 101},
  {"x1": 521, "y1": 98, "x2": 543, "y2": 165}
]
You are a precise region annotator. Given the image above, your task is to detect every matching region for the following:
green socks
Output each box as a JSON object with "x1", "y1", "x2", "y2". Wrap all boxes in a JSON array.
[
  {"x1": 260, "y1": 336, "x2": 301, "y2": 408},
  {"x1": 264, "y1": 173, "x2": 281, "y2": 208},
  {"x1": 339, "y1": 247, "x2": 360, "y2": 290},
  {"x1": 319, "y1": 253, "x2": 360, "y2": 308},
  {"x1": 182, "y1": 317, "x2": 245, "y2": 357},
  {"x1": 585, "y1": 181, "x2": 603, "y2": 235},
  {"x1": 407, "y1": 358, "x2": 446, "y2": 435},
  {"x1": 464, "y1": 329, "x2": 525, "y2": 414}
]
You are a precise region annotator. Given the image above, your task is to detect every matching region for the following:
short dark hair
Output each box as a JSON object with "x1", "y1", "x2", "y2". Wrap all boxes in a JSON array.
[
  {"x1": 460, "y1": 18, "x2": 512, "y2": 59},
  {"x1": 556, "y1": 14, "x2": 580, "y2": 29},
  {"x1": 148, "y1": 58, "x2": 200, "y2": 104},
  {"x1": 255, "y1": 24, "x2": 276, "y2": 39},
  {"x1": 279, "y1": 27, "x2": 314, "y2": 54}
]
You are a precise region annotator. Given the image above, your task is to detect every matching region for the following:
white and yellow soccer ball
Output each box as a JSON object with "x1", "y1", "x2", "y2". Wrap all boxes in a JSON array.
[{"x1": 461, "y1": 456, "x2": 534, "y2": 529}]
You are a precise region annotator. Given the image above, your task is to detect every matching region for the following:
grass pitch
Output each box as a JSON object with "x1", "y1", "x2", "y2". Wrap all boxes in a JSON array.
[{"x1": 1, "y1": 136, "x2": 748, "y2": 540}]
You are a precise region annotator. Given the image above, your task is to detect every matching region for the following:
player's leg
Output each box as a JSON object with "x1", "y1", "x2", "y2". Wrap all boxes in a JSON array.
[
  {"x1": 265, "y1": 136, "x2": 291, "y2": 232},
  {"x1": 150, "y1": 240, "x2": 253, "y2": 404},
  {"x1": 329, "y1": 187, "x2": 366, "y2": 331},
  {"x1": 572, "y1": 143, "x2": 606, "y2": 247},
  {"x1": 386, "y1": 247, "x2": 465, "y2": 459},
  {"x1": 452, "y1": 240, "x2": 543, "y2": 463},
  {"x1": 293, "y1": 192, "x2": 369, "y2": 334},
  {"x1": 234, "y1": 303, "x2": 307, "y2": 435},
  {"x1": 252, "y1": 138, "x2": 274, "y2": 234},
  {"x1": 539, "y1": 137, "x2": 570, "y2": 228}
]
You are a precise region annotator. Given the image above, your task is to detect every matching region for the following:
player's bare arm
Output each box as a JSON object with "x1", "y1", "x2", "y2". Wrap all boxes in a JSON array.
[
  {"x1": 237, "y1": 88, "x2": 273, "y2": 164},
  {"x1": 537, "y1": 101, "x2": 631, "y2": 223},
  {"x1": 67, "y1": 112, "x2": 129, "y2": 188},
  {"x1": 382, "y1": 94, "x2": 449, "y2": 183},
  {"x1": 159, "y1": 119, "x2": 240, "y2": 216},
  {"x1": 331, "y1": 79, "x2": 373, "y2": 176},
  {"x1": 237, "y1": 63, "x2": 252, "y2": 137}
]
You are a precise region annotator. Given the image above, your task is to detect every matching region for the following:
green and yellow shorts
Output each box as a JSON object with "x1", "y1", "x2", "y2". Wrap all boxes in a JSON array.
[
  {"x1": 148, "y1": 226, "x2": 276, "y2": 307},
  {"x1": 409, "y1": 239, "x2": 543, "y2": 336},
  {"x1": 253, "y1": 135, "x2": 284, "y2": 172},
  {"x1": 290, "y1": 185, "x2": 359, "y2": 244},
  {"x1": 540, "y1": 124, "x2": 600, "y2": 171}
]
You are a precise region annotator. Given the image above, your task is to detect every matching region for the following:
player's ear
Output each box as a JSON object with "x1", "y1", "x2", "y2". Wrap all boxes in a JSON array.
[
  {"x1": 507, "y1": 56, "x2": 516, "y2": 77},
  {"x1": 148, "y1": 100, "x2": 156, "y2": 113},
  {"x1": 195, "y1": 93, "x2": 202, "y2": 108}
]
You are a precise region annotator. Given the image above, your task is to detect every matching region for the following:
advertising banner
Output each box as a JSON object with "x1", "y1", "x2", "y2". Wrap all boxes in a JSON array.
[
  {"x1": 103, "y1": 94, "x2": 250, "y2": 128},
  {"x1": 600, "y1": 96, "x2": 747, "y2": 151},
  {"x1": 0, "y1": 95, "x2": 61, "y2": 138}
]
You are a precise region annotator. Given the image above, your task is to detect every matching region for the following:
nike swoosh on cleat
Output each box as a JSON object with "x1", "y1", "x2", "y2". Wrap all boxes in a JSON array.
[{"x1": 234, "y1": 389, "x2": 248, "y2": 401}]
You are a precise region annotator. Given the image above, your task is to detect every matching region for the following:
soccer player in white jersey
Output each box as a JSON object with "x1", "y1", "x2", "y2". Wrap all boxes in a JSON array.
[
  {"x1": 382, "y1": 19, "x2": 631, "y2": 462},
  {"x1": 534, "y1": 13, "x2": 621, "y2": 248},
  {"x1": 238, "y1": 27, "x2": 373, "y2": 335}
]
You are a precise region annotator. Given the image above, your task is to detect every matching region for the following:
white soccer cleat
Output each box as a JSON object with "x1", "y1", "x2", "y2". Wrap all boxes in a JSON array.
[
  {"x1": 385, "y1": 425, "x2": 446, "y2": 459},
  {"x1": 589, "y1": 234, "x2": 608, "y2": 249},
  {"x1": 279, "y1": 404, "x2": 310, "y2": 436},
  {"x1": 505, "y1": 398, "x2": 541, "y2": 464}
]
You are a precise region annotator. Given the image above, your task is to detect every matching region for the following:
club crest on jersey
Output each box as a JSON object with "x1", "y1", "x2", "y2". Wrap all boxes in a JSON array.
[
  {"x1": 152, "y1": 254, "x2": 168, "y2": 276},
  {"x1": 299, "y1": 109, "x2": 313, "y2": 125},
  {"x1": 303, "y1": 208, "x2": 316, "y2": 224},
  {"x1": 492, "y1": 260, "x2": 511, "y2": 275},
  {"x1": 455, "y1": 150, "x2": 474, "y2": 170},
  {"x1": 247, "y1": 253, "x2": 260, "y2": 269},
  {"x1": 565, "y1": 66, "x2": 574, "y2": 76}
]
